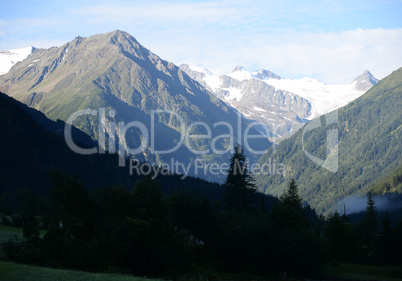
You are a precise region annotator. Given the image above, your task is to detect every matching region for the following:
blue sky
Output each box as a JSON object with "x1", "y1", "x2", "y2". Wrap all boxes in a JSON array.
[{"x1": 1, "y1": 0, "x2": 402, "y2": 83}]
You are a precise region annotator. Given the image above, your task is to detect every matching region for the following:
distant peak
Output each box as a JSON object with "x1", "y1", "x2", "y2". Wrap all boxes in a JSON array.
[
  {"x1": 232, "y1": 65, "x2": 245, "y2": 72},
  {"x1": 91, "y1": 30, "x2": 138, "y2": 44},
  {"x1": 361, "y1": 70, "x2": 373, "y2": 76},
  {"x1": 352, "y1": 69, "x2": 379, "y2": 91},
  {"x1": 110, "y1": 29, "x2": 129, "y2": 36},
  {"x1": 353, "y1": 70, "x2": 378, "y2": 82},
  {"x1": 72, "y1": 36, "x2": 85, "y2": 45},
  {"x1": 180, "y1": 64, "x2": 214, "y2": 77},
  {"x1": 107, "y1": 30, "x2": 133, "y2": 39},
  {"x1": 254, "y1": 68, "x2": 281, "y2": 80}
]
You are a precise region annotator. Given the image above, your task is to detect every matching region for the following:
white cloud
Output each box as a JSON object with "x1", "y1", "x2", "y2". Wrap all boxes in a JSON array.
[
  {"x1": 145, "y1": 28, "x2": 402, "y2": 84},
  {"x1": 1, "y1": 1, "x2": 401, "y2": 84},
  {"x1": 69, "y1": 2, "x2": 248, "y2": 25}
]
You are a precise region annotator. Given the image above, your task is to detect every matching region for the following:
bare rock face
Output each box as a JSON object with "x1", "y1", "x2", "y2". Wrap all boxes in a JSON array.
[{"x1": 353, "y1": 70, "x2": 379, "y2": 91}]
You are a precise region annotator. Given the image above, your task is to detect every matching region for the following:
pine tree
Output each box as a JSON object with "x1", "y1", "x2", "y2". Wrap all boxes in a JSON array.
[
  {"x1": 363, "y1": 192, "x2": 378, "y2": 263},
  {"x1": 280, "y1": 178, "x2": 303, "y2": 210},
  {"x1": 223, "y1": 143, "x2": 257, "y2": 211},
  {"x1": 273, "y1": 178, "x2": 308, "y2": 230}
]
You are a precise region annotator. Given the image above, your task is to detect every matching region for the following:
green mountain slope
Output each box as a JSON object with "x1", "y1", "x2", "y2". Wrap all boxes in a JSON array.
[
  {"x1": 0, "y1": 92, "x2": 227, "y2": 202},
  {"x1": 0, "y1": 30, "x2": 270, "y2": 182},
  {"x1": 368, "y1": 165, "x2": 402, "y2": 194},
  {"x1": 256, "y1": 67, "x2": 402, "y2": 213}
]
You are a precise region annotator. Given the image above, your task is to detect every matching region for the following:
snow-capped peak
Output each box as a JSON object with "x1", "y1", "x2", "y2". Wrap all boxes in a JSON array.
[
  {"x1": 232, "y1": 65, "x2": 245, "y2": 72},
  {"x1": 227, "y1": 66, "x2": 281, "y2": 82},
  {"x1": 180, "y1": 62, "x2": 378, "y2": 140},
  {"x1": 0, "y1": 46, "x2": 34, "y2": 75},
  {"x1": 179, "y1": 64, "x2": 222, "y2": 92},
  {"x1": 221, "y1": 66, "x2": 376, "y2": 119},
  {"x1": 188, "y1": 65, "x2": 214, "y2": 77},
  {"x1": 180, "y1": 63, "x2": 377, "y2": 121},
  {"x1": 227, "y1": 66, "x2": 255, "y2": 81},
  {"x1": 253, "y1": 69, "x2": 281, "y2": 80}
]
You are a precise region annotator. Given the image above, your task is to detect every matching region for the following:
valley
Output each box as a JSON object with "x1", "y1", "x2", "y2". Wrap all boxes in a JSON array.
[{"x1": 0, "y1": 27, "x2": 401, "y2": 280}]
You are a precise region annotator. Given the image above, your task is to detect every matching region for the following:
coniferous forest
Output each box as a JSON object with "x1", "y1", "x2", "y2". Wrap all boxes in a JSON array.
[
  {"x1": 1, "y1": 147, "x2": 402, "y2": 279},
  {"x1": 1, "y1": 90, "x2": 402, "y2": 279}
]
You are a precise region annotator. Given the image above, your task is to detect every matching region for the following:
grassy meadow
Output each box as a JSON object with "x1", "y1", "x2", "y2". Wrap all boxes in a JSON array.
[{"x1": 0, "y1": 261, "x2": 156, "y2": 281}]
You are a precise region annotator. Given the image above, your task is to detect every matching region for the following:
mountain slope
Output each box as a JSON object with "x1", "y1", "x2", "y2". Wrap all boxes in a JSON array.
[
  {"x1": 255, "y1": 67, "x2": 402, "y2": 213},
  {"x1": 0, "y1": 91, "x2": 136, "y2": 196},
  {"x1": 0, "y1": 30, "x2": 271, "y2": 181},
  {"x1": 0, "y1": 92, "x2": 228, "y2": 202},
  {"x1": 180, "y1": 64, "x2": 377, "y2": 140},
  {"x1": 368, "y1": 165, "x2": 402, "y2": 195}
]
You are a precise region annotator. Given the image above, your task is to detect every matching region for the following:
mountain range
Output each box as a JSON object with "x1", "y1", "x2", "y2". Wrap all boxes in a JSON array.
[
  {"x1": 0, "y1": 30, "x2": 399, "y2": 214},
  {"x1": 1, "y1": 41, "x2": 378, "y2": 144},
  {"x1": 0, "y1": 30, "x2": 270, "y2": 182},
  {"x1": 181, "y1": 64, "x2": 378, "y2": 141}
]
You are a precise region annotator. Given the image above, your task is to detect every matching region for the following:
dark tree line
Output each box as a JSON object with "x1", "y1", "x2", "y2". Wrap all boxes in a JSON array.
[
  {"x1": 323, "y1": 193, "x2": 402, "y2": 266},
  {"x1": 1, "y1": 145, "x2": 402, "y2": 278}
]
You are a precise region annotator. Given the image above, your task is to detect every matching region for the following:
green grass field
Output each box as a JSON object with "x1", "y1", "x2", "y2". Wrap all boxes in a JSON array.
[
  {"x1": 0, "y1": 225, "x2": 46, "y2": 243},
  {"x1": 0, "y1": 261, "x2": 157, "y2": 281}
]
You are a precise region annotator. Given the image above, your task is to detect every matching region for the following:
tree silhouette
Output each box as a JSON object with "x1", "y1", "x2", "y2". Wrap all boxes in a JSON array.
[
  {"x1": 223, "y1": 143, "x2": 257, "y2": 211},
  {"x1": 280, "y1": 178, "x2": 303, "y2": 210},
  {"x1": 363, "y1": 192, "x2": 378, "y2": 263},
  {"x1": 273, "y1": 178, "x2": 308, "y2": 230}
]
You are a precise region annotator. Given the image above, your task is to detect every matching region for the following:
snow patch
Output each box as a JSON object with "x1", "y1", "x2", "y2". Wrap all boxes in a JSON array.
[
  {"x1": 263, "y1": 77, "x2": 366, "y2": 119},
  {"x1": 204, "y1": 75, "x2": 222, "y2": 91},
  {"x1": 186, "y1": 65, "x2": 222, "y2": 91},
  {"x1": 223, "y1": 87, "x2": 243, "y2": 101},
  {"x1": 188, "y1": 65, "x2": 213, "y2": 76},
  {"x1": 253, "y1": 106, "x2": 267, "y2": 112},
  {"x1": 0, "y1": 46, "x2": 33, "y2": 75}
]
